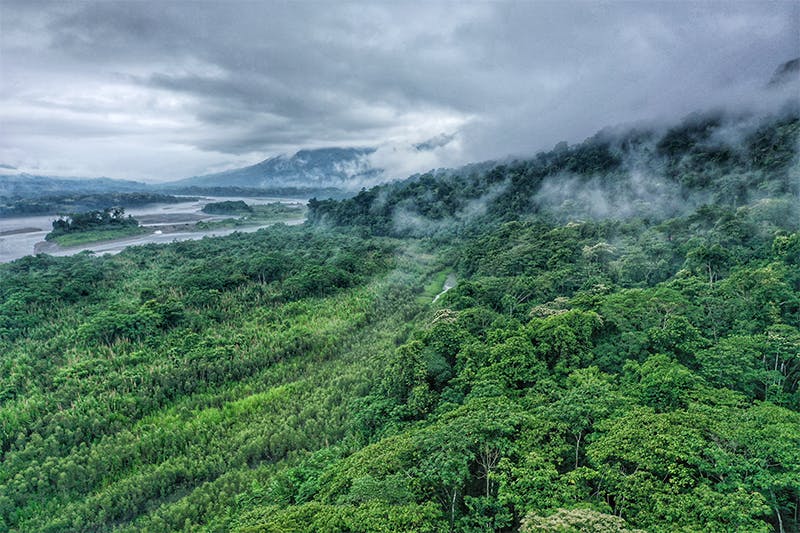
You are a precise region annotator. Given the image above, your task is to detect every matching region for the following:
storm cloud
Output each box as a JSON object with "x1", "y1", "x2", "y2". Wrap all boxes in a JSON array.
[{"x1": 1, "y1": 1, "x2": 797, "y2": 181}]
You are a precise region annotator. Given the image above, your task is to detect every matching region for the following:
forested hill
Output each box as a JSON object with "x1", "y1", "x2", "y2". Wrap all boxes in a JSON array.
[
  {"x1": 308, "y1": 107, "x2": 799, "y2": 235},
  {"x1": 0, "y1": 175, "x2": 148, "y2": 198},
  {"x1": 1, "y1": 104, "x2": 799, "y2": 532}
]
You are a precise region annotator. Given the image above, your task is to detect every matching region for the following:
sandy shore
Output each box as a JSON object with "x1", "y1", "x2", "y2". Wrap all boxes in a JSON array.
[{"x1": 0, "y1": 227, "x2": 42, "y2": 236}]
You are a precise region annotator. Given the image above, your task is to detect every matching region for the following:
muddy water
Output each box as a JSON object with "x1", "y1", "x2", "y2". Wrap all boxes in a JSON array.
[{"x1": 0, "y1": 196, "x2": 306, "y2": 263}]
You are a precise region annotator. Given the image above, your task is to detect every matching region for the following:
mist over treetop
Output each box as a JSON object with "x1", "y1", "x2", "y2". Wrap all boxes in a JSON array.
[{"x1": 309, "y1": 106, "x2": 799, "y2": 236}]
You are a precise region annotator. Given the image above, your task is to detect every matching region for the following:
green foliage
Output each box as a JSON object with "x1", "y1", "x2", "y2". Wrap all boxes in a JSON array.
[
  {"x1": 47, "y1": 226, "x2": 150, "y2": 247},
  {"x1": 233, "y1": 501, "x2": 445, "y2": 532},
  {"x1": 47, "y1": 207, "x2": 139, "y2": 237},
  {"x1": 201, "y1": 200, "x2": 253, "y2": 215},
  {"x1": 309, "y1": 111, "x2": 799, "y2": 236},
  {"x1": 521, "y1": 508, "x2": 643, "y2": 532},
  {"x1": 2, "y1": 110, "x2": 798, "y2": 532}
]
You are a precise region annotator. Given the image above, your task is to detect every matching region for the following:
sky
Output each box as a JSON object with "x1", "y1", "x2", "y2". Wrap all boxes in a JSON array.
[{"x1": 0, "y1": 1, "x2": 798, "y2": 182}]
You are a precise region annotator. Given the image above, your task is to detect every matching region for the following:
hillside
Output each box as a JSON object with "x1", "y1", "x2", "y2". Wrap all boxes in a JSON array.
[
  {"x1": 164, "y1": 147, "x2": 381, "y2": 191},
  {"x1": 1, "y1": 105, "x2": 798, "y2": 532},
  {"x1": 309, "y1": 107, "x2": 799, "y2": 235}
]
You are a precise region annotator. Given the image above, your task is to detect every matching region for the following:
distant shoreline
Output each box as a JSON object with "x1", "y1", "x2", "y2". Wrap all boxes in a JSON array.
[
  {"x1": 2, "y1": 196, "x2": 307, "y2": 262},
  {"x1": 34, "y1": 230, "x2": 155, "y2": 254},
  {"x1": 31, "y1": 217, "x2": 304, "y2": 255},
  {"x1": 32, "y1": 222, "x2": 195, "y2": 253}
]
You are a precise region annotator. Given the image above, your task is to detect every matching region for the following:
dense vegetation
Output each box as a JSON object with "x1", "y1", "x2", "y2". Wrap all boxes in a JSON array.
[
  {"x1": 309, "y1": 108, "x2": 799, "y2": 235},
  {"x1": 44, "y1": 208, "x2": 148, "y2": 246},
  {"x1": 201, "y1": 201, "x2": 254, "y2": 215},
  {"x1": 0, "y1": 193, "x2": 193, "y2": 217},
  {"x1": 1, "y1": 107, "x2": 798, "y2": 532}
]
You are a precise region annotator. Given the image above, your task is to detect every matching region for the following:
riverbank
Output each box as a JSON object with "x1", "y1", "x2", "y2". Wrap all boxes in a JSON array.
[
  {"x1": 46, "y1": 226, "x2": 152, "y2": 247},
  {"x1": 32, "y1": 218, "x2": 306, "y2": 257},
  {"x1": 1, "y1": 196, "x2": 309, "y2": 262},
  {"x1": 34, "y1": 228, "x2": 152, "y2": 254},
  {"x1": 0, "y1": 227, "x2": 41, "y2": 237}
]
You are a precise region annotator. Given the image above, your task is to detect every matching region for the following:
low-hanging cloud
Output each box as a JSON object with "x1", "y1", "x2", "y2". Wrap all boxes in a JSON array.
[
  {"x1": 0, "y1": 1, "x2": 797, "y2": 181},
  {"x1": 535, "y1": 170, "x2": 705, "y2": 222},
  {"x1": 392, "y1": 179, "x2": 510, "y2": 236}
]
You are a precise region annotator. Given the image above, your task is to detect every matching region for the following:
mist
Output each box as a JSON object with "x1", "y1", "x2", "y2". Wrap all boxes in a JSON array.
[{"x1": 307, "y1": 102, "x2": 797, "y2": 239}]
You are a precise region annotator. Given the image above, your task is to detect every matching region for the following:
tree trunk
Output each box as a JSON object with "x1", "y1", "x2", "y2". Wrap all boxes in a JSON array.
[{"x1": 450, "y1": 488, "x2": 458, "y2": 533}]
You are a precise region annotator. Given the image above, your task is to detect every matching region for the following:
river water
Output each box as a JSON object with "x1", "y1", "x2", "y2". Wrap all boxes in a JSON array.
[{"x1": 0, "y1": 196, "x2": 306, "y2": 263}]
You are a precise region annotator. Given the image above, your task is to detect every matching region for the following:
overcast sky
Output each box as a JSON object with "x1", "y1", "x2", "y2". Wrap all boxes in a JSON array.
[{"x1": 1, "y1": 1, "x2": 797, "y2": 182}]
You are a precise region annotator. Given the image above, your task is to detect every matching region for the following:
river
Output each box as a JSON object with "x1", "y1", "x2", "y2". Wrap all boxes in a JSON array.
[{"x1": 0, "y1": 196, "x2": 306, "y2": 263}]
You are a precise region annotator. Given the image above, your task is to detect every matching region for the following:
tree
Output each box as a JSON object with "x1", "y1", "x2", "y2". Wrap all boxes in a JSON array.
[
  {"x1": 685, "y1": 244, "x2": 729, "y2": 286},
  {"x1": 547, "y1": 367, "x2": 624, "y2": 469},
  {"x1": 696, "y1": 335, "x2": 766, "y2": 399},
  {"x1": 521, "y1": 508, "x2": 644, "y2": 532},
  {"x1": 625, "y1": 354, "x2": 700, "y2": 412}
]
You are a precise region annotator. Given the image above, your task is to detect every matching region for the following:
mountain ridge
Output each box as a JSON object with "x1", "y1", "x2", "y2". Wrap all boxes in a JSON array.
[
  {"x1": 164, "y1": 146, "x2": 382, "y2": 190},
  {"x1": 0, "y1": 174, "x2": 148, "y2": 198}
]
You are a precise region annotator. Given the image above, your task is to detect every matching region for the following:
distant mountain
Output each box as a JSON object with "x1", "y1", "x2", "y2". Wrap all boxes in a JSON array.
[
  {"x1": 164, "y1": 147, "x2": 382, "y2": 191},
  {"x1": 0, "y1": 147, "x2": 383, "y2": 200},
  {"x1": 0, "y1": 174, "x2": 148, "y2": 198},
  {"x1": 768, "y1": 57, "x2": 800, "y2": 88}
]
